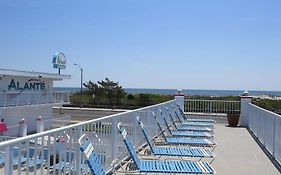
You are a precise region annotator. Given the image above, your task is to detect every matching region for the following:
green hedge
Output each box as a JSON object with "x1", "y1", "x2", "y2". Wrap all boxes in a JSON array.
[{"x1": 252, "y1": 98, "x2": 281, "y2": 112}]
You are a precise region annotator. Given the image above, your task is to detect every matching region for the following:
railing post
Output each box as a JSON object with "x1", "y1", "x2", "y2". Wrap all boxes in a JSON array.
[
  {"x1": 133, "y1": 113, "x2": 138, "y2": 144},
  {"x1": 210, "y1": 101, "x2": 213, "y2": 113},
  {"x1": 36, "y1": 116, "x2": 44, "y2": 133},
  {"x1": 240, "y1": 91, "x2": 252, "y2": 127},
  {"x1": 273, "y1": 115, "x2": 278, "y2": 158},
  {"x1": 111, "y1": 117, "x2": 117, "y2": 161},
  {"x1": 147, "y1": 108, "x2": 151, "y2": 136},
  {"x1": 19, "y1": 118, "x2": 27, "y2": 137},
  {"x1": 75, "y1": 126, "x2": 83, "y2": 173},
  {"x1": 174, "y1": 89, "x2": 185, "y2": 112}
]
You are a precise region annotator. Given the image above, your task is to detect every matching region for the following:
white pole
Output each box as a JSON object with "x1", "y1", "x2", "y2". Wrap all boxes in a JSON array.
[
  {"x1": 240, "y1": 91, "x2": 252, "y2": 127},
  {"x1": 36, "y1": 116, "x2": 44, "y2": 133},
  {"x1": 19, "y1": 118, "x2": 27, "y2": 137},
  {"x1": 174, "y1": 89, "x2": 185, "y2": 112}
]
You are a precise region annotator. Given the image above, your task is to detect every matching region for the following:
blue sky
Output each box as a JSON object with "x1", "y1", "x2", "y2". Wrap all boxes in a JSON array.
[{"x1": 0, "y1": 0, "x2": 280, "y2": 91}]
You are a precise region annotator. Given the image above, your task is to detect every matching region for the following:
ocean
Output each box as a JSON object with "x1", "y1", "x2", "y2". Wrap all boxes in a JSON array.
[{"x1": 54, "y1": 87, "x2": 281, "y2": 97}]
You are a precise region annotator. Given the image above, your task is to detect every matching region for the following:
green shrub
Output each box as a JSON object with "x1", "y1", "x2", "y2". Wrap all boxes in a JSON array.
[
  {"x1": 70, "y1": 93, "x2": 92, "y2": 106},
  {"x1": 252, "y1": 98, "x2": 281, "y2": 112}
]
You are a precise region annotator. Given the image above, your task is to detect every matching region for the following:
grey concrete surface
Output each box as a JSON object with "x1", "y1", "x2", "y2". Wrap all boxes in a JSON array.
[{"x1": 212, "y1": 124, "x2": 280, "y2": 175}]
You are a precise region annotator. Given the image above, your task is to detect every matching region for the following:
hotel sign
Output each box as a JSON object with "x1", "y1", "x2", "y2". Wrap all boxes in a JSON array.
[
  {"x1": 52, "y1": 52, "x2": 66, "y2": 69},
  {"x1": 8, "y1": 79, "x2": 45, "y2": 91}
]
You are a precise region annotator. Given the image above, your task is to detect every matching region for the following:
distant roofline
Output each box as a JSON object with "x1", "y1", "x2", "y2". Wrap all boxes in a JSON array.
[{"x1": 0, "y1": 68, "x2": 71, "y2": 80}]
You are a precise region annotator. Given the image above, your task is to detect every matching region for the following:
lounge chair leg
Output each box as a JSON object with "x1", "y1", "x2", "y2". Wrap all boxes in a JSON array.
[{"x1": 209, "y1": 157, "x2": 215, "y2": 164}]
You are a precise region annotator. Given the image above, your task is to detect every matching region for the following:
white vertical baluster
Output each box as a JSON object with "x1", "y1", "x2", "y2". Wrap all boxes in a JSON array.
[{"x1": 5, "y1": 145, "x2": 13, "y2": 175}]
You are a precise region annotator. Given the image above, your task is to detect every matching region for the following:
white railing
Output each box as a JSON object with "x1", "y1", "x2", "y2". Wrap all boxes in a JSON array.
[
  {"x1": 0, "y1": 91, "x2": 71, "y2": 107},
  {"x1": 0, "y1": 136, "x2": 17, "y2": 142},
  {"x1": 0, "y1": 99, "x2": 177, "y2": 175},
  {"x1": 185, "y1": 99, "x2": 240, "y2": 114},
  {"x1": 4, "y1": 124, "x2": 21, "y2": 137},
  {"x1": 44, "y1": 116, "x2": 72, "y2": 130},
  {"x1": 248, "y1": 103, "x2": 281, "y2": 164},
  {"x1": 2, "y1": 116, "x2": 72, "y2": 137}
]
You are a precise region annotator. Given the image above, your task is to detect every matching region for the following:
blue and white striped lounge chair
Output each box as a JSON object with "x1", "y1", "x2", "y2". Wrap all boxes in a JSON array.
[
  {"x1": 24, "y1": 158, "x2": 45, "y2": 171},
  {"x1": 176, "y1": 125, "x2": 214, "y2": 132},
  {"x1": 0, "y1": 153, "x2": 4, "y2": 168},
  {"x1": 12, "y1": 147, "x2": 28, "y2": 167},
  {"x1": 162, "y1": 115, "x2": 213, "y2": 138},
  {"x1": 165, "y1": 107, "x2": 215, "y2": 128},
  {"x1": 117, "y1": 122, "x2": 215, "y2": 174},
  {"x1": 175, "y1": 104, "x2": 215, "y2": 123},
  {"x1": 78, "y1": 134, "x2": 106, "y2": 175},
  {"x1": 166, "y1": 111, "x2": 214, "y2": 134},
  {"x1": 136, "y1": 117, "x2": 214, "y2": 158},
  {"x1": 152, "y1": 112, "x2": 216, "y2": 147},
  {"x1": 49, "y1": 151, "x2": 89, "y2": 174},
  {"x1": 50, "y1": 162, "x2": 71, "y2": 172},
  {"x1": 22, "y1": 147, "x2": 48, "y2": 171},
  {"x1": 167, "y1": 110, "x2": 214, "y2": 132},
  {"x1": 1, "y1": 147, "x2": 46, "y2": 170}
]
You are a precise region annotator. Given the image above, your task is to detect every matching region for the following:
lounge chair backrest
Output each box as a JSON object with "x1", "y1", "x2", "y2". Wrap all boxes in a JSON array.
[
  {"x1": 152, "y1": 111, "x2": 167, "y2": 141},
  {"x1": 166, "y1": 106, "x2": 182, "y2": 124},
  {"x1": 168, "y1": 113, "x2": 178, "y2": 128},
  {"x1": 171, "y1": 104, "x2": 182, "y2": 121},
  {"x1": 164, "y1": 107, "x2": 176, "y2": 132},
  {"x1": 162, "y1": 117, "x2": 172, "y2": 135},
  {"x1": 28, "y1": 147, "x2": 48, "y2": 162},
  {"x1": 174, "y1": 109, "x2": 183, "y2": 124},
  {"x1": 169, "y1": 105, "x2": 183, "y2": 124},
  {"x1": 136, "y1": 117, "x2": 155, "y2": 153},
  {"x1": 177, "y1": 103, "x2": 187, "y2": 120},
  {"x1": 78, "y1": 134, "x2": 106, "y2": 175},
  {"x1": 117, "y1": 123, "x2": 141, "y2": 169}
]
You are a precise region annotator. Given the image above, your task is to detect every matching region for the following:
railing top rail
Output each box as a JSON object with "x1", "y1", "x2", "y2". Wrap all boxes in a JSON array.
[
  {"x1": 185, "y1": 99, "x2": 240, "y2": 103},
  {"x1": 0, "y1": 99, "x2": 176, "y2": 147},
  {"x1": 249, "y1": 103, "x2": 281, "y2": 118}
]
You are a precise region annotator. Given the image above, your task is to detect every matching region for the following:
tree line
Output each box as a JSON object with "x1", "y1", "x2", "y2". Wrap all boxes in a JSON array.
[{"x1": 69, "y1": 78, "x2": 173, "y2": 109}]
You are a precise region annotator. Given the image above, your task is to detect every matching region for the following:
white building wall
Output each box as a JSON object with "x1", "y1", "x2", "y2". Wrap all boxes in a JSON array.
[{"x1": 0, "y1": 69, "x2": 70, "y2": 137}]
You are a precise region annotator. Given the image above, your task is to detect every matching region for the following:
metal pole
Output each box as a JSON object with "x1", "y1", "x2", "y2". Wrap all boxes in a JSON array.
[
  {"x1": 74, "y1": 63, "x2": 83, "y2": 108},
  {"x1": 80, "y1": 68, "x2": 83, "y2": 94},
  {"x1": 74, "y1": 64, "x2": 83, "y2": 93}
]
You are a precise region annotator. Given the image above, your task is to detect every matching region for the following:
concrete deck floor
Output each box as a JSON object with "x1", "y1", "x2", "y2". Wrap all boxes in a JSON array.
[{"x1": 212, "y1": 124, "x2": 280, "y2": 175}]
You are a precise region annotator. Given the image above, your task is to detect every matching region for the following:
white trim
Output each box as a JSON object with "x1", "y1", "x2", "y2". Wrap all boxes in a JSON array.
[{"x1": 0, "y1": 68, "x2": 71, "y2": 80}]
